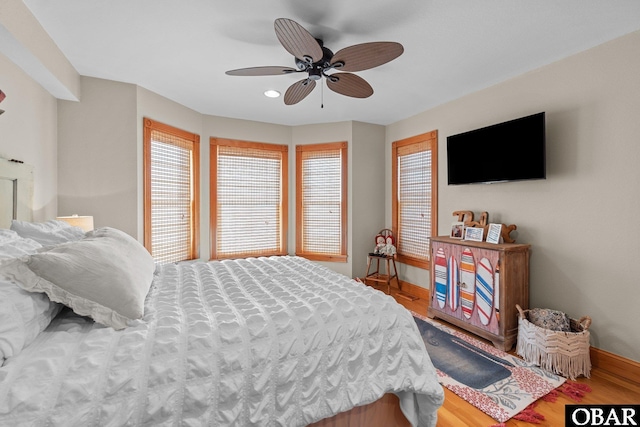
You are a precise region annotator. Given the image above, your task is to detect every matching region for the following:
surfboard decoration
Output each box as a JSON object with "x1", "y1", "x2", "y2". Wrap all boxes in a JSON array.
[
  {"x1": 459, "y1": 248, "x2": 476, "y2": 319},
  {"x1": 494, "y1": 262, "x2": 501, "y2": 324},
  {"x1": 475, "y1": 257, "x2": 494, "y2": 326},
  {"x1": 447, "y1": 255, "x2": 459, "y2": 311},
  {"x1": 434, "y1": 247, "x2": 447, "y2": 308}
]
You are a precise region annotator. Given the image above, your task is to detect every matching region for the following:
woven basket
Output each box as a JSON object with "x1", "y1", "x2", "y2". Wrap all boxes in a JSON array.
[{"x1": 516, "y1": 304, "x2": 592, "y2": 380}]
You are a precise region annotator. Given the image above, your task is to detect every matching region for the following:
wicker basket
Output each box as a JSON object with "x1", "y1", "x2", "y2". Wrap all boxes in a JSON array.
[{"x1": 516, "y1": 304, "x2": 592, "y2": 380}]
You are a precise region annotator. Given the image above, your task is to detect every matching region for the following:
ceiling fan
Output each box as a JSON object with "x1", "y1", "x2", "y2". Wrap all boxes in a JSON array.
[{"x1": 225, "y1": 18, "x2": 404, "y2": 105}]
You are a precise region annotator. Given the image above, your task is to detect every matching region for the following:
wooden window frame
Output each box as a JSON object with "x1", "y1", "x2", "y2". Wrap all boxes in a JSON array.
[
  {"x1": 392, "y1": 131, "x2": 438, "y2": 269},
  {"x1": 295, "y1": 141, "x2": 348, "y2": 263},
  {"x1": 143, "y1": 117, "x2": 200, "y2": 262},
  {"x1": 210, "y1": 138, "x2": 288, "y2": 260}
]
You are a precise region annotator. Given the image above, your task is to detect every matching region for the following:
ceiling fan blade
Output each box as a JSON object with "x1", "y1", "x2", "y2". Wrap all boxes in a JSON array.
[
  {"x1": 284, "y1": 79, "x2": 316, "y2": 105},
  {"x1": 274, "y1": 18, "x2": 323, "y2": 63},
  {"x1": 225, "y1": 66, "x2": 298, "y2": 76},
  {"x1": 330, "y1": 42, "x2": 404, "y2": 72},
  {"x1": 326, "y1": 73, "x2": 373, "y2": 98}
]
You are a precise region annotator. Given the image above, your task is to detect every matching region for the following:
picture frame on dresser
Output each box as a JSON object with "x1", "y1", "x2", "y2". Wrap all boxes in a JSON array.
[
  {"x1": 486, "y1": 223, "x2": 502, "y2": 244},
  {"x1": 450, "y1": 222, "x2": 464, "y2": 239},
  {"x1": 463, "y1": 226, "x2": 483, "y2": 242}
]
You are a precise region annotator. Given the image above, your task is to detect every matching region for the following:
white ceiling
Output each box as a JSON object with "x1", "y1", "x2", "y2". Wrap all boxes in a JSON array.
[{"x1": 20, "y1": 0, "x2": 640, "y2": 126}]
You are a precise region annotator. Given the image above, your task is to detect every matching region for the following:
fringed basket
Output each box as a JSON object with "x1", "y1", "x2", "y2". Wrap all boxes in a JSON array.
[{"x1": 516, "y1": 304, "x2": 592, "y2": 380}]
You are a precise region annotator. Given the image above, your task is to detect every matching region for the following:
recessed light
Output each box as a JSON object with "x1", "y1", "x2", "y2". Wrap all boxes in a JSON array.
[{"x1": 264, "y1": 90, "x2": 280, "y2": 98}]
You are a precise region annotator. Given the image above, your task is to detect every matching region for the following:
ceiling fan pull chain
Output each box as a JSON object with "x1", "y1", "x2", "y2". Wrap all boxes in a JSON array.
[{"x1": 321, "y1": 79, "x2": 324, "y2": 109}]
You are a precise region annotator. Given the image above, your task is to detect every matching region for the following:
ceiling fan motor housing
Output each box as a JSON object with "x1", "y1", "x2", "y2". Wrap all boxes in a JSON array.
[{"x1": 295, "y1": 44, "x2": 335, "y2": 80}]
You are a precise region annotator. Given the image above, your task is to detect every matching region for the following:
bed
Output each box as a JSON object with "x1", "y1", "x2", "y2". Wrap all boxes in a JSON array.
[{"x1": 0, "y1": 159, "x2": 444, "y2": 426}]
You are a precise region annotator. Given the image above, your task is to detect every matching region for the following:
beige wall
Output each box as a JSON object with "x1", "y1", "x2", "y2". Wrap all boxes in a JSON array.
[
  {"x1": 58, "y1": 81, "x2": 381, "y2": 276},
  {"x1": 386, "y1": 31, "x2": 640, "y2": 362},
  {"x1": 0, "y1": 52, "x2": 58, "y2": 220},
  {"x1": 351, "y1": 121, "x2": 386, "y2": 280},
  {"x1": 58, "y1": 77, "x2": 138, "y2": 237}
]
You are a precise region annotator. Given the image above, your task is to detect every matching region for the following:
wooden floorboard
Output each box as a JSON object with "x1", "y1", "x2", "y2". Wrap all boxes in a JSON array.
[{"x1": 364, "y1": 281, "x2": 640, "y2": 427}]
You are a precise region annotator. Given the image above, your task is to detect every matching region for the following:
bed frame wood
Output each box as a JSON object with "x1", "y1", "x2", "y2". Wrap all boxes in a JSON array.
[{"x1": 309, "y1": 393, "x2": 411, "y2": 427}]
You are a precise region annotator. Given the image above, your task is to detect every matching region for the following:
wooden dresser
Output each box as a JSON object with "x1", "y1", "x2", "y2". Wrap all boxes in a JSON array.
[{"x1": 427, "y1": 236, "x2": 530, "y2": 351}]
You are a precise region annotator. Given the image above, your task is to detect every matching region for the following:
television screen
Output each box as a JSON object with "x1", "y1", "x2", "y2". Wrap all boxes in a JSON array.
[{"x1": 447, "y1": 112, "x2": 546, "y2": 185}]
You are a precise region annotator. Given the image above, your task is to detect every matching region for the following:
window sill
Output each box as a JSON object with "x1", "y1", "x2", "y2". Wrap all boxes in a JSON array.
[{"x1": 296, "y1": 253, "x2": 348, "y2": 263}]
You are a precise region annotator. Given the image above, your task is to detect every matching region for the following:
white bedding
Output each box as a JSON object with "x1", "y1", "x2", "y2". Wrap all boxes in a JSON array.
[{"x1": 0, "y1": 256, "x2": 443, "y2": 426}]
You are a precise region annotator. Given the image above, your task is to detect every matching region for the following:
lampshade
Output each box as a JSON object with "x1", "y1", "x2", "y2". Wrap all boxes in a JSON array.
[{"x1": 56, "y1": 215, "x2": 94, "y2": 232}]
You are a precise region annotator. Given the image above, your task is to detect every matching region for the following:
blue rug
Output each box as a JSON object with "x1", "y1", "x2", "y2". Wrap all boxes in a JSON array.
[
  {"x1": 413, "y1": 313, "x2": 565, "y2": 423},
  {"x1": 414, "y1": 315, "x2": 513, "y2": 389}
]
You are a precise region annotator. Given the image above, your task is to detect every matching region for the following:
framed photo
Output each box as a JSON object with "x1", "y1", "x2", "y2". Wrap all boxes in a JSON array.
[
  {"x1": 486, "y1": 223, "x2": 502, "y2": 244},
  {"x1": 464, "y1": 226, "x2": 484, "y2": 242},
  {"x1": 450, "y1": 222, "x2": 464, "y2": 239}
]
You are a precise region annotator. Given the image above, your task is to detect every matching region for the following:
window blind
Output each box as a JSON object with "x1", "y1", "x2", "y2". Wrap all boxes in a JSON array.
[
  {"x1": 211, "y1": 140, "x2": 288, "y2": 259},
  {"x1": 143, "y1": 119, "x2": 200, "y2": 264},
  {"x1": 296, "y1": 142, "x2": 347, "y2": 262},
  {"x1": 398, "y1": 146, "x2": 431, "y2": 259},
  {"x1": 392, "y1": 132, "x2": 438, "y2": 269}
]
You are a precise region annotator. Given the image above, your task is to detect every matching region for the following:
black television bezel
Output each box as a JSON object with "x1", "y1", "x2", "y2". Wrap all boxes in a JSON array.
[{"x1": 446, "y1": 112, "x2": 546, "y2": 185}]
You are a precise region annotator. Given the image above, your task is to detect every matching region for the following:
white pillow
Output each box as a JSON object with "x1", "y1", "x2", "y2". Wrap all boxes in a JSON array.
[
  {"x1": 0, "y1": 232, "x2": 61, "y2": 365},
  {"x1": 1, "y1": 227, "x2": 156, "y2": 330},
  {"x1": 10, "y1": 219, "x2": 86, "y2": 247},
  {"x1": 0, "y1": 229, "x2": 21, "y2": 244},
  {"x1": 0, "y1": 279, "x2": 62, "y2": 365},
  {"x1": 0, "y1": 229, "x2": 43, "y2": 260}
]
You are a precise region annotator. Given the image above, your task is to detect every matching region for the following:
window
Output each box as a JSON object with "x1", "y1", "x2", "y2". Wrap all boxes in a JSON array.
[
  {"x1": 296, "y1": 142, "x2": 347, "y2": 262},
  {"x1": 210, "y1": 138, "x2": 288, "y2": 259},
  {"x1": 392, "y1": 131, "x2": 438, "y2": 269},
  {"x1": 143, "y1": 118, "x2": 200, "y2": 263}
]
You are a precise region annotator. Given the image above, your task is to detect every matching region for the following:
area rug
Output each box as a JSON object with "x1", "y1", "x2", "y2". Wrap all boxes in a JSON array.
[{"x1": 413, "y1": 313, "x2": 570, "y2": 423}]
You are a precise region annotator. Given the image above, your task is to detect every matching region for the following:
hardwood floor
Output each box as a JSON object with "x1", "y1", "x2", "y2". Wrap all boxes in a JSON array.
[{"x1": 368, "y1": 282, "x2": 640, "y2": 427}]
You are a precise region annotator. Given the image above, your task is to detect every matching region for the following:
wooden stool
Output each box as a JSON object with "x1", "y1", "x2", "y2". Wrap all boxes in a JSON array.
[{"x1": 365, "y1": 254, "x2": 399, "y2": 294}]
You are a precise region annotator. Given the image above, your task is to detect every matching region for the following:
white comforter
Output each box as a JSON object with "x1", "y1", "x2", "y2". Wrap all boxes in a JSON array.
[{"x1": 0, "y1": 256, "x2": 443, "y2": 426}]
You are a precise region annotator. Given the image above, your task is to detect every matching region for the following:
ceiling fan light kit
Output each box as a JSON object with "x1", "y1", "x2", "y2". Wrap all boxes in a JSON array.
[{"x1": 225, "y1": 18, "x2": 404, "y2": 105}]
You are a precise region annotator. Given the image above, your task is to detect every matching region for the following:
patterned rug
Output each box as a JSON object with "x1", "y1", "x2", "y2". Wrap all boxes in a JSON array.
[{"x1": 413, "y1": 313, "x2": 569, "y2": 423}]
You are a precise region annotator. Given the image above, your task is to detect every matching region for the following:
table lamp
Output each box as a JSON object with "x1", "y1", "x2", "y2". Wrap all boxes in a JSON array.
[{"x1": 56, "y1": 214, "x2": 94, "y2": 232}]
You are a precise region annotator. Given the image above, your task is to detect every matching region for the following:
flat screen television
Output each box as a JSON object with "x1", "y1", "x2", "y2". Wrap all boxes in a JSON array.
[{"x1": 447, "y1": 112, "x2": 546, "y2": 185}]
